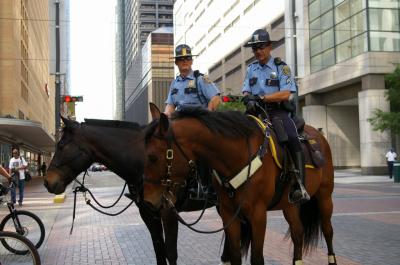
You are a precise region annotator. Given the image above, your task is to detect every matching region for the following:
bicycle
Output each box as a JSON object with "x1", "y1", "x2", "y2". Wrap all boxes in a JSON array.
[
  {"x1": 0, "y1": 181, "x2": 45, "y2": 253},
  {"x1": 0, "y1": 230, "x2": 41, "y2": 264}
]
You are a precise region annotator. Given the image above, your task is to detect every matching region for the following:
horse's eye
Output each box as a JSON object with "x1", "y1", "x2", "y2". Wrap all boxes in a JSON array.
[{"x1": 148, "y1": 154, "x2": 158, "y2": 163}]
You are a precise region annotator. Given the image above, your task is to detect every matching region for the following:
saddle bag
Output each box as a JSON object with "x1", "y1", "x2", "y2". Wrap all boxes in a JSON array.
[
  {"x1": 307, "y1": 139, "x2": 325, "y2": 167},
  {"x1": 271, "y1": 117, "x2": 288, "y2": 144}
]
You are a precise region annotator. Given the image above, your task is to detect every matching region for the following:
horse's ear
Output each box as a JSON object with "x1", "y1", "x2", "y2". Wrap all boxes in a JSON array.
[
  {"x1": 159, "y1": 113, "x2": 169, "y2": 135},
  {"x1": 149, "y1": 102, "x2": 161, "y2": 120},
  {"x1": 61, "y1": 115, "x2": 79, "y2": 129},
  {"x1": 61, "y1": 115, "x2": 71, "y2": 127}
]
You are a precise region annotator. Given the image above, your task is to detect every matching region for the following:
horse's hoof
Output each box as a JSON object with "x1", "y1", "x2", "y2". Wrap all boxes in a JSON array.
[{"x1": 219, "y1": 262, "x2": 231, "y2": 265}]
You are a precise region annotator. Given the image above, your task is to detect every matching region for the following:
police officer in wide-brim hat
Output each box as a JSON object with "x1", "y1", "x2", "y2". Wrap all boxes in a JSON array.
[
  {"x1": 164, "y1": 44, "x2": 221, "y2": 117},
  {"x1": 171, "y1": 44, "x2": 197, "y2": 59},
  {"x1": 243, "y1": 28, "x2": 274, "y2": 48},
  {"x1": 241, "y1": 29, "x2": 310, "y2": 204}
]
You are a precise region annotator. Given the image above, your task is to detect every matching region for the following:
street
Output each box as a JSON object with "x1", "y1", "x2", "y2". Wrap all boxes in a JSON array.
[{"x1": 2, "y1": 170, "x2": 399, "y2": 265}]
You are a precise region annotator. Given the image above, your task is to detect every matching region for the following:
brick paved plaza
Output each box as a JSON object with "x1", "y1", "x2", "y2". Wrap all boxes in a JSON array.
[{"x1": 2, "y1": 170, "x2": 399, "y2": 265}]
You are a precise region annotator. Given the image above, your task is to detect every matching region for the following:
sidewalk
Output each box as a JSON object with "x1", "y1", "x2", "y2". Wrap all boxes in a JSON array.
[
  {"x1": 334, "y1": 168, "x2": 394, "y2": 184},
  {"x1": 3, "y1": 169, "x2": 398, "y2": 265}
]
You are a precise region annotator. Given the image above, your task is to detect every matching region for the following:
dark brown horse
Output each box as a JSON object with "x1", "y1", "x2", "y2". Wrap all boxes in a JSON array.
[
  {"x1": 143, "y1": 104, "x2": 336, "y2": 265},
  {"x1": 43, "y1": 116, "x2": 226, "y2": 265}
]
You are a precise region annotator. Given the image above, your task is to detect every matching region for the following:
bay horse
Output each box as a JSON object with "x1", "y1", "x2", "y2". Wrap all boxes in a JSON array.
[
  {"x1": 43, "y1": 116, "x2": 227, "y2": 265},
  {"x1": 143, "y1": 104, "x2": 336, "y2": 265}
]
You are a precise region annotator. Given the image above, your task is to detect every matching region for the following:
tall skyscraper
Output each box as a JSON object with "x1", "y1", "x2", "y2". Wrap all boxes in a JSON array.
[{"x1": 123, "y1": 0, "x2": 173, "y2": 123}]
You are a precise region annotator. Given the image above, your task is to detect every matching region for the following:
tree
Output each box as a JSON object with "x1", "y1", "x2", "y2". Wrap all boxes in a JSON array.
[{"x1": 368, "y1": 65, "x2": 400, "y2": 134}]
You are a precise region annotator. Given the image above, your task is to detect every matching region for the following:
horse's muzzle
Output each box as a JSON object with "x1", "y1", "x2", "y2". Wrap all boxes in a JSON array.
[{"x1": 43, "y1": 171, "x2": 66, "y2": 194}]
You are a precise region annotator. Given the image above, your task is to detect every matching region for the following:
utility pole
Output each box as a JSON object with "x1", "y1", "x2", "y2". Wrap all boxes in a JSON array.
[{"x1": 55, "y1": 1, "x2": 61, "y2": 134}]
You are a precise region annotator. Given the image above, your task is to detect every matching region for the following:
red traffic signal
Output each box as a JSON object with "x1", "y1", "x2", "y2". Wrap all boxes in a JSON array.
[
  {"x1": 62, "y1": 95, "x2": 83, "y2": 102},
  {"x1": 63, "y1": 95, "x2": 72, "y2": 102}
]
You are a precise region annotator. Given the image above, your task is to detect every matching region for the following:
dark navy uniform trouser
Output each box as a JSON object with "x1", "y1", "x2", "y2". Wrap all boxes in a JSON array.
[{"x1": 268, "y1": 109, "x2": 302, "y2": 153}]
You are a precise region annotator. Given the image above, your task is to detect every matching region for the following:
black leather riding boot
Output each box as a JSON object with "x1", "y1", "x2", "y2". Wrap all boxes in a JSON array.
[{"x1": 289, "y1": 151, "x2": 310, "y2": 204}]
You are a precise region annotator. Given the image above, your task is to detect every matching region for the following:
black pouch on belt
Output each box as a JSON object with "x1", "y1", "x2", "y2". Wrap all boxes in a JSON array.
[{"x1": 271, "y1": 117, "x2": 289, "y2": 144}]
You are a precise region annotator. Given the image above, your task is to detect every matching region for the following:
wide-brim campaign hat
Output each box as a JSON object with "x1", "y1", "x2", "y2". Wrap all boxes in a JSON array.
[
  {"x1": 171, "y1": 44, "x2": 198, "y2": 58},
  {"x1": 244, "y1": 29, "x2": 274, "y2": 47}
]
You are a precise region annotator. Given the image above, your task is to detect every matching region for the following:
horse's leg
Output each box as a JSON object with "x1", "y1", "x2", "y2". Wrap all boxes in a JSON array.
[
  {"x1": 249, "y1": 205, "x2": 266, "y2": 265},
  {"x1": 138, "y1": 205, "x2": 168, "y2": 265},
  {"x1": 161, "y1": 209, "x2": 179, "y2": 265},
  {"x1": 283, "y1": 207, "x2": 304, "y2": 265},
  {"x1": 220, "y1": 234, "x2": 231, "y2": 265},
  {"x1": 315, "y1": 191, "x2": 336, "y2": 265},
  {"x1": 220, "y1": 206, "x2": 242, "y2": 265}
]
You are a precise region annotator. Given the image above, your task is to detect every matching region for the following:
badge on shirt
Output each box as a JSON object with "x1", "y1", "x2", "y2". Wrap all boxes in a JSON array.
[
  {"x1": 188, "y1": 80, "x2": 195, "y2": 88},
  {"x1": 282, "y1": 65, "x2": 291, "y2": 76},
  {"x1": 270, "y1": 72, "x2": 277, "y2": 79},
  {"x1": 249, "y1": 77, "x2": 258, "y2": 86}
]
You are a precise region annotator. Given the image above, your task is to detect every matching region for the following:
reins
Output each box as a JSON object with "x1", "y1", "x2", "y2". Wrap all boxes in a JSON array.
[
  {"x1": 160, "y1": 125, "x2": 255, "y2": 234},
  {"x1": 69, "y1": 170, "x2": 134, "y2": 234}
]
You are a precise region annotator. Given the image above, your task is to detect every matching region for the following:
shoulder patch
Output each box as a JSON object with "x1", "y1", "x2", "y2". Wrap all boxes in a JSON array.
[
  {"x1": 282, "y1": 65, "x2": 291, "y2": 76},
  {"x1": 203, "y1": 74, "x2": 212, "y2": 84}
]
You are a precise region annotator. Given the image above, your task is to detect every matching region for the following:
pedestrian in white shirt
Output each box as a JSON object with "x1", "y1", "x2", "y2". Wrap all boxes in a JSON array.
[
  {"x1": 385, "y1": 148, "x2": 397, "y2": 179},
  {"x1": 8, "y1": 149, "x2": 28, "y2": 206}
]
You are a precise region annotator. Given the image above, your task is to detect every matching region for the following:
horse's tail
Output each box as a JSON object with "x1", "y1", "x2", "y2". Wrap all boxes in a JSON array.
[
  {"x1": 240, "y1": 221, "x2": 251, "y2": 258},
  {"x1": 300, "y1": 196, "x2": 322, "y2": 253}
]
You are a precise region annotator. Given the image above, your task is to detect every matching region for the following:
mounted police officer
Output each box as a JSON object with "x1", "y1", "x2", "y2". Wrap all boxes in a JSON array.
[
  {"x1": 241, "y1": 29, "x2": 310, "y2": 204},
  {"x1": 164, "y1": 44, "x2": 221, "y2": 200},
  {"x1": 164, "y1": 44, "x2": 222, "y2": 117}
]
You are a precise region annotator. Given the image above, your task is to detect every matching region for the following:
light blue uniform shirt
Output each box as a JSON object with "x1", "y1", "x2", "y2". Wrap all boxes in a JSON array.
[
  {"x1": 166, "y1": 70, "x2": 220, "y2": 111},
  {"x1": 241, "y1": 56, "x2": 296, "y2": 96}
]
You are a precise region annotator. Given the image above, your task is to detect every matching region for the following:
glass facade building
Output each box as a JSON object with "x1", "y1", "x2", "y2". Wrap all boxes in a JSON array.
[{"x1": 309, "y1": 0, "x2": 400, "y2": 72}]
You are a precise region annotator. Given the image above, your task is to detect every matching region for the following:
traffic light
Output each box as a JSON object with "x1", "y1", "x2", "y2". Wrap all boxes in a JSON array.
[{"x1": 62, "y1": 95, "x2": 83, "y2": 102}]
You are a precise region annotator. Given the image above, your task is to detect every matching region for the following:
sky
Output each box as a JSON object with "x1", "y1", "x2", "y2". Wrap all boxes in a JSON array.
[{"x1": 70, "y1": 0, "x2": 116, "y2": 122}]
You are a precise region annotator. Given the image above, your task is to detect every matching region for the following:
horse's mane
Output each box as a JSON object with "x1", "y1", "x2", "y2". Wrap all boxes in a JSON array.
[
  {"x1": 171, "y1": 108, "x2": 260, "y2": 138},
  {"x1": 84, "y1": 118, "x2": 141, "y2": 130}
]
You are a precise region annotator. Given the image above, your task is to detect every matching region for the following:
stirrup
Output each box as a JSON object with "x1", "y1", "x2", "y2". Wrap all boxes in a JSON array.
[{"x1": 289, "y1": 184, "x2": 310, "y2": 204}]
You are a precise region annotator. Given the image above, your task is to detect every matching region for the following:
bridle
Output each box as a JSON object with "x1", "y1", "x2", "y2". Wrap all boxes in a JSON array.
[{"x1": 146, "y1": 125, "x2": 198, "y2": 201}]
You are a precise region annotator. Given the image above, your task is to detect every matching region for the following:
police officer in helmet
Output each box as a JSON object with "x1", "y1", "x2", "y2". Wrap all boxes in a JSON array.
[
  {"x1": 241, "y1": 29, "x2": 310, "y2": 204},
  {"x1": 164, "y1": 44, "x2": 222, "y2": 117}
]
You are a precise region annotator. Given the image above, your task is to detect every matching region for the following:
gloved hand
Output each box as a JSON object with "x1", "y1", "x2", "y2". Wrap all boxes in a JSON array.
[{"x1": 241, "y1": 94, "x2": 259, "y2": 106}]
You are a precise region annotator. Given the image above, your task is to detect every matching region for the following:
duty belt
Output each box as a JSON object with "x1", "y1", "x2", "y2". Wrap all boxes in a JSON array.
[{"x1": 260, "y1": 102, "x2": 281, "y2": 111}]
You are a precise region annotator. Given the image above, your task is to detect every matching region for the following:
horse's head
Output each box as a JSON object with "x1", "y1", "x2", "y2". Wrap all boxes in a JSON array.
[
  {"x1": 44, "y1": 116, "x2": 93, "y2": 194},
  {"x1": 143, "y1": 104, "x2": 195, "y2": 210}
]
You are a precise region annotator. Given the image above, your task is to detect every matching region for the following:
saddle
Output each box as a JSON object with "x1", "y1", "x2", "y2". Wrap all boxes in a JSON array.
[
  {"x1": 252, "y1": 115, "x2": 325, "y2": 170},
  {"x1": 251, "y1": 115, "x2": 325, "y2": 209}
]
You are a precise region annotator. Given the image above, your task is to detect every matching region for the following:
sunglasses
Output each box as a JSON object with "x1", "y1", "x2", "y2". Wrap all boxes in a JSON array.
[
  {"x1": 252, "y1": 44, "x2": 269, "y2": 52},
  {"x1": 176, "y1": 57, "x2": 192, "y2": 62}
]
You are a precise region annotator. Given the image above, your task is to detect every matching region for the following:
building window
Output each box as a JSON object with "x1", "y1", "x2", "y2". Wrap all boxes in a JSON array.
[
  {"x1": 209, "y1": 61, "x2": 222, "y2": 74},
  {"x1": 352, "y1": 32, "x2": 368, "y2": 56},
  {"x1": 309, "y1": 0, "x2": 321, "y2": 21},
  {"x1": 226, "y1": 65, "x2": 241, "y2": 77},
  {"x1": 225, "y1": 48, "x2": 241, "y2": 62},
  {"x1": 369, "y1": 9, "x2": 399, "y2": 32},
  {"x1": 335, "y1": 18, "x2": 351, "y2": 44},
  {"x1": 214, "y1": 76, "x2": 222, "y2": 83},
  {"x1": 370, "y1": 31, "x2": 400, "y2": 51},
  {"x1": 209, "y1": 34, "x2": 221, "y2": 47},
  {"x1": 351, "y1": 10, "x2": 367, "y2": 37},
  {"x1": 368, "y1": 0, "x2": 399, "y2": 8},
  {"x1": 336, "y1": 40, "x2": 351, "y2": 62},
  {"x1": 335, "y1": 0, "x2": 350, "y2": 23}
]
